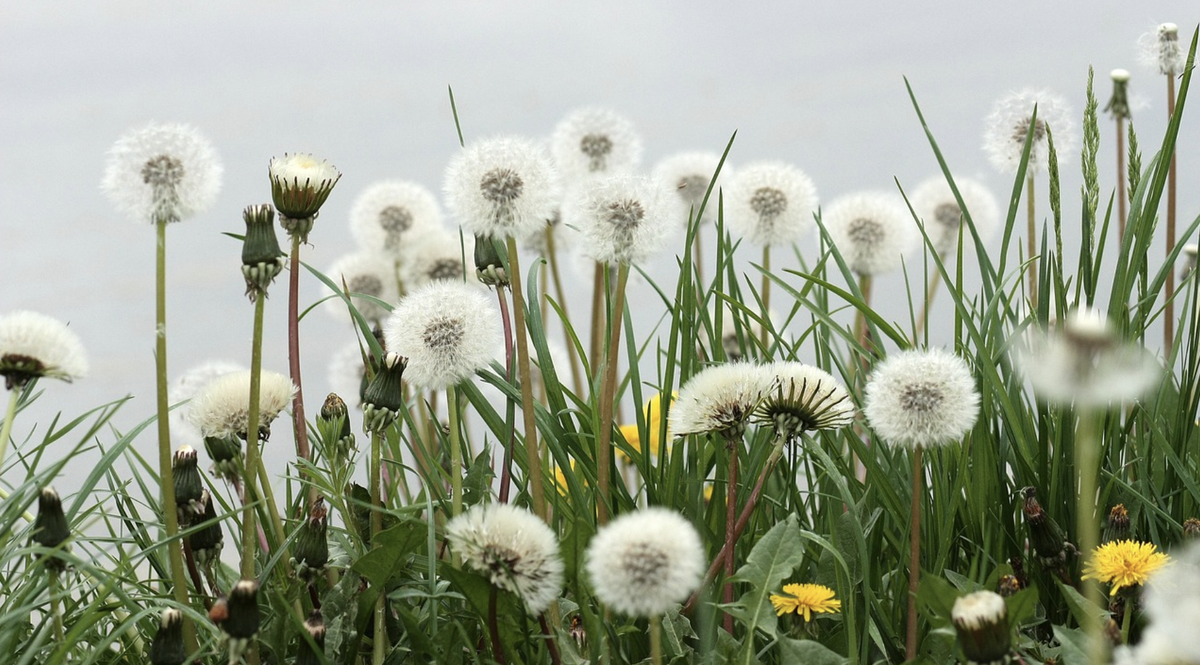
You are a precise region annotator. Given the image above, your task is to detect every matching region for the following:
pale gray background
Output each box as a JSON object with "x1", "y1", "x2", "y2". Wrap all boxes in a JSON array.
[{"x1": 2, "y1": 3, "x2": 1197, "y2": 489}]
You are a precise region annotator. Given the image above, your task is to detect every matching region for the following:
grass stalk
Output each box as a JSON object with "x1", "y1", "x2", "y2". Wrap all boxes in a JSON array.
[
  {"x1": 596, "y1": 263, "x2": 630, "y2": 526},
  {"x1": 449, "y1": 386, "x2": 464, "y2": 524},
  {"x1": 0, "y1": 387, "x2": 20, "y2": 470},
  {"x1": 1166, "y1": 75, "x2": 1179, "y2": 355},
  {"x1": 507, "y1": 236, "x2": 546, "y2": 521},
  {"x1": 1026, "y1": 174, "x2": 1038, "y2": 307}
]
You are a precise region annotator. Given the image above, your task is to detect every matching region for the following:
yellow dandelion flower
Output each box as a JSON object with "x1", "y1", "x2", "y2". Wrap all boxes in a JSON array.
[
  {"x1": 1082, "y1": 540, "x2": 1170, "y2": 596},
  {"x1": 616, "y1": 392, "x2": 676, "y2": 462},
  {"x1": 769, "y1": 583, "x2": 842, "y2": 621}
]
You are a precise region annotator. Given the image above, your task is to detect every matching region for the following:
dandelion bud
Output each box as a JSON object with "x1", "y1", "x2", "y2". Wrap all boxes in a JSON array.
[
  {"x1": 296, "y1": 610, "x2": 326, "y2": 665},
  {"x1": 172, "y1": 445, "x2": 205, "y2": 525},
  {"x1": 1020, "y1": 487, "x2": 1076, "y2": 579},
  {"x1": 951, "y1": 591, "x2": 1011, "y2": 664},
  {"x1": 240, "y1": 204, "x2": 285, "y2": 299},
  {"x1": 1105, "y1": 69, "x2": 1132, "y2": 120},
  {"x1": 31, "y1": 487, "x2": 70, "y2": 571},
  {"x1": 473, "y1": 234, "x2": 509, "y2": 287},
  {"x1": 1103, "y1": 504, "x2": 1132, "y2": 544},
  {"x1": 204, "y1": 433, "x2": 243, "y2": 481},
  {"x1": 217, "y1": 579, "x2": 260, "y2": 651},
  {"x1": 291, "y1": 498, "x2": 330, "y2": 582},
  {"x1": 1184, "y1": 517, "x2": 1200, "y2": 540},
  {"x1": 361, "y1": 352, "x2": 406, "y2": 435},
  {"x1": 269, "y1": 153, "x2": 341, "y2": 240},
  {"x1": 188, "y1": 490, "x2": 224, "y2": 568},
  {"x1": 997, "y1": 574, "x2": 1023, "y2": 597},
  {"x1": 317, "y1": 392, "x2": 355, "y2": 460},
  {"x1": 149, "y1": 609, "x2": 186, "y2": 665}
]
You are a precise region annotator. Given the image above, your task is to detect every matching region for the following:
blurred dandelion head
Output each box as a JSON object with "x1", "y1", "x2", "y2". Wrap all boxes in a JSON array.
[
  {"x1": 149, "y1": 609, "x2": 185, "y2": 665},
  {"x1": 1083, "y1": 540, "x2": 1169, "y2": 596},
  {"x1": 446, "y1": 136, "x2": 559, "y2": 240},
  {"x1": 551, "y1": 107, "x2": 642, "y2": 183},
  {"x1": 585, "y1": 507, "x2": 704, "y2": 617},
  {"x1": 951, "y1": 590, "x2": 1010, "y2": 663},
  {"x1": 188, "y1": 370, "x2": 296, "y2": 441},
  {"x1": 1129, "y1": 542, "x2": 1200, "y2": 663},
  {"x1": 399, "y1": 230, "x2": 471, "y2": 289},
  {"x1": 323, "y1": 252, "x2": 397, "y2": 326},
  {"x1": 566, "y1": 174, "x2": 675, "y2": 265},
  {"x1": 446, "y1": 503, "x2": 564, "y2": 613},
  {"x1": 102, "y1": 122, "x2": 223, "y2": 224},
  {"x1": 910, "y1": 176, "x2": 1000, "y2": 257},
  {"x1": 825, "y1": 192, "x2": 915, "y2": 276},
  {"x1": 983, "y1": 89, "x2": 1076, "y2": 175},
  {"x1": 349, "y1": 180, "x2": 441, "y2": 257},
  {"x1": 0, "y1": 310, "x2": 88, "y2": 390},
  {"x1": 769, "y1": 583, "x2": 841, "y2": 621},
  {"x1": 755, "y1": 362, "x2": 855, "y2": 440},
  {"x1": 668, "y1": 363, "x2": 773, "y2": 440},
  {"x1": 1138, "y1": 23, "x2": 1185, "y2": 76},
  {"x1": 864, "y1": 348, "x2": 980, "y2": 449},
  {"x1": 726, "y1": 161, "x2": 818, "y2": 247},
  {"x1": 652, "y1": 151, "x2": 728, "y2": 227},
  {"x1": 383, "y1": 281, "x2": 500, "y2": 390}
]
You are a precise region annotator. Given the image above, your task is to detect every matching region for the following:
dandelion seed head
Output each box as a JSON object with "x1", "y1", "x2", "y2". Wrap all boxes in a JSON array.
[
  {"x1": 1131, "y1": 543, "x2": 1200, "y2": 663},
  {"x1": 446, "y1": 504, "x2": 564, "y2": 613},
  {"x1": 323, "y1": 252, "x2": 397, "y2": 325},
  {"x1": 652, "y1": 152, "x2": 728, "y2": 227},
  {"x1": 755, "y1": 362, "x2": 855, "y2": 437},
  {"x1": 983, "y1": 88, "x2": 1076, "y2": 175},
  {"x1": 446, "y1": 136, "x2": 560, "y2": 240},
  {"x1": 349, "y1": 181, "x2": 441, "y2": 257},
  {"x1": 864, "y1": 348, "x2": 979, "y2": 449},
  {"x1": 911, "y1": 176, "x2": 1000, "y2": 256},
  {"x1": 585, "y1": 507, "x2": 704, "y2": 617},
  {"x1": 102, "y1": 122, "x2": 222, "y2": 223},
  {"x1": 189, "y1": 370, "x2": 296, "y2": 440},
  {"x1": 566, "y1": 174, "x2": 675, "y2": 265},
  {"x1": 726, "y1": 162, "x2": 818, "y2": 247},
  {"x1": 0, "y1": 311, "x2": 89, "y2": 390},
  {"x1": 1138, "y1": 23, "x2": 1186, "y2": 76},
  {"x1": 170, "y1": 360, "x2": 244, "y2": 446},
  {"x1": 551, "y1": 107, "x2": 642, "y2": 184},
  {"x1": 825, "y1": 192, "x2": 915, "y2": 276},
  {"x1": 399, "y1": 230, "x2": 472, "y2": 289},
  {"x1": 669, "y1": 363, "x2": 774, "y2": 439},
  {"x1": 383, "y1": 280, "x2": 500, "y2": 390},
  {"x1": 268, "y1": 153, "x2": 340, "y2": 222}
]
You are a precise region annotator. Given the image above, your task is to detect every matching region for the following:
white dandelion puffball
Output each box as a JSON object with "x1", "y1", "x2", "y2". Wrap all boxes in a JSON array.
[
  {"x1": 323, "y1": 252, "x2": 397, "y2": 325},
  {"x1": 652, "y1": 151, "x2": 729, "y2": 227},
  {"x1": 668, "y1": 363, "x2": 774, "y2": 438},
  {"x1": 349, "y1": 180, "x2": 441, "y2": 257},
  {"x1": 1138, "y1": 23, "x2": 1186, "y2": 76},
  {"x1": 446, "y1": 136, "x2": 560, "y2": 240},
  {"x1": 170, "y1": 360, "x2": 244, "y2": 446},
  {"x1": 519, "y1": 207, "x2": 574, "y2": 257},
  {"x1": 101, "y1": 122, "x2": 223, "y2": 223},
  {"x1": 755, "y1": 361, "x2": 855, "y2": 434},
  {"x1": 0, "y1": 311, "x2": 89, "y2": 388},
  {"x1": 189, "y1": 370, "x2": 297, "y2": 440},
  {"x1": 398, "y1": 229, "x2": 472, "y2": 289},
  {"x1": 725, "y1": 161, "x2": 818, "y2": 247},
  {"x1": 565, "y1": 174, "x2": 676, "y2": 265},
  {"x1": 864, "y1": 348, "x2": 980, "y2": 449},
  {"x1": 983, "y1": 89, "x2": 1076, "y2": 175},
  {"x1": 585, "y1": 507, "x2": 705, "y2": 617},
  {"x1": 910, "y1": 176, "x2": 1000, "y2": 256},
  {"x1": 550, "y1": 107, "x2": 643, "y2": 184},
  {"x1": 824, "y1": 192, "x2": 916, "y2": 276},
  {"x1": 383, "y1": 280, "x2": 501, "y2": 390},
  {"x1": 445, "y1": 503, "x2": 564, "y2": 613},
  {"x1": 1134, "y1": 543, "x2": 1200, "y2": 664}
]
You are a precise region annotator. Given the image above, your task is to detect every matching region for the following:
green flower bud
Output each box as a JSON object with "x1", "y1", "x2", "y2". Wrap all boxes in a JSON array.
[
  {"x1": 1021, "y1": 487, "x2": 1076, "y2": 580},
  {"x1": 31, "y1": 487, "x2": 70, "y2": 571},
  {"x1": 317, "y1": 392, "x2": 355, "y2": 460},
  {"x1": 296, "y1": 610, "x2": 326, "y2": 665},
  {"x1": 268, "y1": 153, "x2": 341, "y2": 241},
  {"x1": 362, "y1": 352, "x2": 407, "y2": 435},
  {"x1": 188, "y1": 490, "x2": 224, "y2": 568},
  {"x1": 291, "y1": 498, "x2": 329, "y2": 582},
  {"x1": 216, "y1": 579, "x2": 260, "y2": 661},
  {"x1": 952, "y1": 591, "x2": 1012, "y2": 665},
  {"x1": 204, "y1": 434, "x2": 243, "y2": 481},
  {"x1": 172, "y1": 445, "x2": 205, "y2": 525},
  {"x1": 473, "y1": 234, "x2": 509, "y2": 287},
  {"x1": 241, "y1": 204, "x2": 286, "y2": 299}
]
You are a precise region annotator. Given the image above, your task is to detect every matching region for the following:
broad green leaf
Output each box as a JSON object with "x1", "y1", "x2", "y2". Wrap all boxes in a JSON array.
[
  {"x1": 778, "y1": 638, "x2": 847, "y2": 665},
  {"x1": 351, "y1": 519, "x2": 426, "y2": 588},
  {"x1": 1051, "y1": 625, "x2": 1091, "y2": 665},
  {"x1": 729, "y1": 514, "x2": 804, "y2": 662},
  {"x1": 1056, "y1": 581, "x2": 1110, "y2": 629}
]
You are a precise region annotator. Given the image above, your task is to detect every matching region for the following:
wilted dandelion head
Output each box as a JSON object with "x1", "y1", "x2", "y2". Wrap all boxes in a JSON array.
[
  {"x1": 651, "y1": 151, "x2": 728, "y2": 227},
  {"x1": 349, "y1": 180, "x2": 441, "y2": 257},
  {"x1": 864, "y1": 348, "x2": 980, "y2": 449},
  {"x1": 0, "y1": 311, "x2": 88, "y2": 390},
  {"x1": 983, "y1": 89, "x2": 1076, "y2": 175},
  {"x1": 383, "y1": 280, "x2": 500, "y2": 390},
  {"x1": 446, "y1": 503, "x2": 564, "y2": 613},
  {"x1": 726, "y1": 162, "x2": 818, "y2": 247},
  {"x1": 323, "y1": 252, "x2": 397, "y2": 326},
  {"x1": 189, "y1": 370, "x2": 296, "y2": 441},
  {"x1": 1138, "y1": 23, "x2": 1186, "y2": 76},
  {"x1": 1083, "y1": 540, "x2": 1170, "y2": 596},
  {"x1": 551, "y1": 107, "x2": 642, "y2": 183},
  {"x1": 910, "y1": 176, "x2": 1000, "y2": 257},
  {"x1": 668, "y1": 363, "x2": 774, "y2": 440},
  {"x1": 446, "y1": 136, "x2": 560, "y2": 240},
  {"x1": 755, "y1": 362, "x2": 855, "y2": 439},
  {"x1": 565, "y1": 174, "x2": 676, "y2": 265},
  {"x1": 102, "y1": 122, "x2": 222, "y2": 224},
  {"x1": 399, "y1": 229, "x2": 471, "y2": 289},
  {"x1": 825, "y1": 192, "x2": 916, "y2": 276},
  {"x1": 585, "y1": 507, "x2": 704, "y2": 617}
]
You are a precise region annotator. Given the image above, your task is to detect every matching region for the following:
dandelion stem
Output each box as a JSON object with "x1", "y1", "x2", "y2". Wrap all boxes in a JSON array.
[
  {"x1": 182, "y1": 540, "x2": 212, "y2": 611},
  {"x1": 1026, "y1": 174, "x2": 1038, "y2": 308},
  {"x1": 722, "y1": 434, "x2": 739, "y2": 634},
  {"x1": 590, "y1": 262, "x2": 605, "y2": 372},
  {"x1": 496, "y1": 287, "x2": 516, "y2": 505},
  {"x1": 596, "y1": 263, "x2": 630, "y2": 526},
  {"x1": 449, "y1": 386, "x2": 464, "y2": 528},
  {"x1": 538, "y1": 614, "x2": 562, "y2": 665},
  {"x1": 50, "y1": 569, "x2": 64, "y2": 644},
  {"x1": 286, "y1": 233, "x2": 316, "y2": 505},
  {"x1": 507, "y1": 236, "x2": 547, "y2": 521},
  {"x1": 905, "y1": 445, "x2": 923, "y2": 662},
  {"x1": 370, "y1": 429, "x2": 387, "y2": 665},
  {"x1": 254, "y1": 456, "x2": 287, "y2": 559},
  {"x1": 154, "y1": 219, "x2": 195, "y2": 651},
  {"x1": 914, "y1": 271, "x2": 941, "y2": 339},
  {"x1": 1076, "y1": 408, "x2": 1104, "y2": 664},
  {"x1": 545, "y1": 227, "x2": 584, "y2": 398},
  {"x1": 1166, "y1": 75, "x2": 1178, "y2": 355},
  {"x1": 241, "y1": 293, "x2": 266, "y2": 581},
  {"x1": 650, "y1": 614, "x2": 663, "y2": 665},
  {"x1": 760, "y1": 245, "x2": 771, "y2": 351},
  {"x1": 0, "y1": 387, "x2": 20, "y2": 471},
  {"x1": 488, "y1": 586, "x2": 507, "y2": 665}
]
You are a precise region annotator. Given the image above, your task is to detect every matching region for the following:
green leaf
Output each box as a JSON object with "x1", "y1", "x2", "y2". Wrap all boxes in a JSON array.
[
  {"x1": 915, "y1": 575, "x2": 960, "y2": 627},
  {"x1": 778, "y1": 638, "x2": 847, "y2": 665},
  {"x1": 440, "y1": 566, "x2": 525, "y2": 660},
  {"x1": 324, "y1": 569, "x2": 363, "y2": 663},
  {"x1": 1051, "y1": 625, "x2": 1091, "y2": 665},
  {"x1": 1056, "y1": 581, "x2": 1110, "y2": 629},
  {"x1": 663, "y1": 606, "x2": 697, "y2": 661},
  {"x1": 351, "y1": 519, "x2": 426, "y2": 587},
  {"x1": 1005, "y1": 587, "x2": 1039, "y2": 629},
  {"x1": 728, "y1": 514, "x2": 804, "y2": 660}
]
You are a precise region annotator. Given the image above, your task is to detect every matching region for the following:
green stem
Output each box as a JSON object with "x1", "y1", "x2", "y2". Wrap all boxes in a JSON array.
[
  {"x1": 650, "y1": 614, "x2": 663, "y2": 665},
  {"x1": 760, "y1": 245, "x2": 770, "y2": 352},
  {"x1": 154, "y1": 220, "x2": 195, "y2": 651},
  {"x1": 906, "y1": 446, "x2": 924, "y2": 662},
  {"x1": 449, "y1": 387, "x2": 464, "y2": 526},
  {"x1": 596, "y1": 263, "x2": 630, "y2": 526},
  {"x1": 370, "y1": 428, "x2": 387, "y2": 664},
  {"x1": 1120, "y1": 594, "x2": 1133, "y2": 645},
  {"x1": 1077, "y1": 408, "x2": 1103, "y2": 664},
  {"x1": 241, "y1": 292, "x2": 266, "y2": 581},
  {"x1": 0, "y1": 387, "x2": 20, "y2": 472},
  {"x1": 507, "y1": 236, "x2": 546, "y2": 521},
  {"x1": 1026, "y1": 174, "x2": 1038, "y2": 309},
  {"x1": 50, "y1": 569, "x2": 64, "y2": 644},
  {"x1": 254, "y1": 456, "x2": 287, "y2": 560},
  {"x1": 545, "y1": 229, "x2": 584, "y2": 398}
]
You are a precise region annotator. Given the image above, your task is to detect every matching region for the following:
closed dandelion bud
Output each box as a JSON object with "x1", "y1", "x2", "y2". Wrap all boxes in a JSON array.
[
  {"x1": 1103, "y1": 504, "x2": 1132, "y2": 544},
  {"x1": 269, "y1": 153, "x2": 341, "y2": 240},
  {"x1": 219, "y1": 579, "x2": 260, "y2": 646},
  {"x1": 149, "y1": 609, "x2": 186, "y2": 665},
  {"x1": 473, "y1": 234, "x2": 509, "y2": 287},
  {"x1": 31, "y1": 487, "x2": 70, "y2": 570},
  {"x1": 189, "y1": 490, "x2": 224, "y2": 568},
  {"x1": 951, "y1": 591, "x2": 1011, "y2": 664},
  {"x1": 1020, "y1": 487, "x2": 1076, "y2": 578},
  {"x1": 292, "y1": 498, "x2": 330, "y2": 582},
  {"x1": 317, "y1": 392, "x2": 355, "y2": 459},
  {"x1": 361, "y1": 352, "x2": 406, "y2": 435},
  {"x1": 204, "y1": 433, "x2": 243, "y2": 481},
  {"x1": 172, "y1": 445, "x2": 205, "y2": 525},
  {"x1": 1106, "y1": 69, "x2": 1132, "y2": 120},
  {"x1": 296, "y1": 610, "x2": 326, "y2": 665},
  {"x1": 240, "y1": 203, "x2": 285, "y2": 299},
  {"x1": 1184, "y1": 517, "x2": 1200, "y2": 540}
]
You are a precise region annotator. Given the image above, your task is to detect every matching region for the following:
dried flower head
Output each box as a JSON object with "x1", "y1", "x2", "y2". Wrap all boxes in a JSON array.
[
  {"x1": 189, "y1": 370, "x2": 297, "y2": 440},
  {"x1": 398, "y1": 229, "x2": 472, "y2": 289},
  {"x1": 383, "y1": 281, "x2": 501, "y2": 390},
  {"x1": 864, "y1": 348, "x2": 980, "y2": 449},
  {"x1": 268, "y1": 153, "x2": 341, "y2": 222},
  {"x1": 725, "y1": 161, "x2": 818, "y2": 247},
  {"x1": 551, "y1": 107, "x2": 643, "y2": 183},
  {"x1": 824, "y1": 192, "x2": 916, "y2": 276},
  {"x1": 101, "y1": 122, "x2": 223, "y2": 223},
  {"x1": 770, "y1": 583, "x2": 842, "y2": 621},
  {"x1": 1083, "y1": 540, "x2": 1170, "y2": 596},
  {"x1": 652, "y1": 151, "x2": 728, "y2": 227},
  {"x1": 754, "y1": 361, "x2": 855, "y2": 441},
  {"x1": 910, "y1": 176, "x2": 1000, "y2": 257},
  {"x1": 1138, "y1": 23, "x2": 1186, "y2": 76},
  {"x1": 149, "y1": 609, "x2": 186, "y2": 665},
  {"x1": 446, "y1": 136, "x2": 560, "y2": 240},
  {"x1": 170, "y1": 360, "x2": 244, "y2": 447},
  {"x1": 349, "y1": 180, "x2": 441, "y2": 257},
  {"x1": 31, "y1": 487, "x2": 70, "y2": 570},
  {"x1": 323, "y1": 252, "x2": 397, "y2": 325},
  {"x1": 951, "y1": 591, "x2": 1011, "y2": 664},
  {"x1": 188, "y1": 490, "x2": 224, "y2": 568},
  {"x1": 585, "y1": 507, "x2": 705, "y2": 617},
  {"x1": 668, "y1": 363, "x2": 773, "y2": 440},
  {"x1": 983, "y1": 89, "x2": 1076, "y2": 175},
  {"x1": 565, "y1": 174, "x2": 676, "y2": 265},
  {"x1": 446, "y1": 503, "x2": 564, "y2": 613},
  {"x1": 172, "y1": 445, "x2": 205, "y2": 524},
  {"x1": 0, "y1": 310, "x2": 88, "y2": 390}
]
